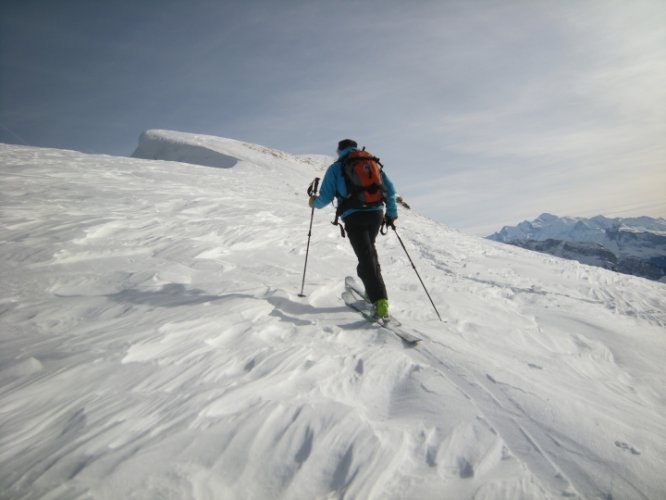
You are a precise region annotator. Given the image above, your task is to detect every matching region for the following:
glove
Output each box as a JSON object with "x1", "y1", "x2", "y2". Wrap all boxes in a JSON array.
[
  {"x1": 308, "y1": 195, "x2": 317, "y2": 208},
  {"x1": 384, "y1": 216, "x2": 397, "y2": 229}
]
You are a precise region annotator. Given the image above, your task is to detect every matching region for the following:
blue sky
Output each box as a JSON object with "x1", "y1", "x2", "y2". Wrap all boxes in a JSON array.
[{"x1": 1, "y1": 0, "x2": 664, "y2": 234}]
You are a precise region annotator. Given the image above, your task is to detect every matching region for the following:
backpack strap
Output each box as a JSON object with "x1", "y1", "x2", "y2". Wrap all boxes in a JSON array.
[
  {"x1": 331, "y1": 205, "x2": 346, "y2": 238},
  {"x1": 330, "y1": 156, "x2": 349, "y2": 238}
]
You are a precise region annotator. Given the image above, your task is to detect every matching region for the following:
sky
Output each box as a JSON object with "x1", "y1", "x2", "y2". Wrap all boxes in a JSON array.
[{"x1": 1, "y1": 0, "x2": 665, "y2": 235}]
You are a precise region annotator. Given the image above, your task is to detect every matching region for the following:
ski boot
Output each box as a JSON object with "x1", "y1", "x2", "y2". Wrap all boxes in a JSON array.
[{"x1": 374, "y1": 299, "x2": 389, "y2": 320}]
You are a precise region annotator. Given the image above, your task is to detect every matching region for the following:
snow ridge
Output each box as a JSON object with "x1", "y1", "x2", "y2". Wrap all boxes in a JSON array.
[{"x1": 132, "y1": 129, "x2": 331, "y2": 172}]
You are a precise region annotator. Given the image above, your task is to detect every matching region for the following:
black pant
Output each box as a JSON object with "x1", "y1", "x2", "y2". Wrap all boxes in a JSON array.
[{"x1": 344, "y1": 210, "x2": 387, "y2": 303}]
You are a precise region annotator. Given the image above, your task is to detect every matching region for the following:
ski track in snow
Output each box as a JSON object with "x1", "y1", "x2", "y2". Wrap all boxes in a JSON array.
[{"x1": 1, "y1": 139, "x2": 665, "y2": 500}]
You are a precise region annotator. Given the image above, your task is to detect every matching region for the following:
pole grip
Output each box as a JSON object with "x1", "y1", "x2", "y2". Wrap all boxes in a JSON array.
[{"x1": 307, "y1": 177, "x2": 321, "y2": 196}]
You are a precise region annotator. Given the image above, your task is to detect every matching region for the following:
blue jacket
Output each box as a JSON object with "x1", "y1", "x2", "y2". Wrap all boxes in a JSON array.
[{"x1": 313, "y1": 147, "x2": 398, "y2": 220}]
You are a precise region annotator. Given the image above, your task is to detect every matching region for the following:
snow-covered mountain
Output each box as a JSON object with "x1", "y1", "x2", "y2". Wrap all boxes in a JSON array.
[
  {"x1": 488, "y1": 213, "x2": 666, "y2": 282},
  {"x1": 2, "y1": 132, "x2": 665, "y2": 500}
]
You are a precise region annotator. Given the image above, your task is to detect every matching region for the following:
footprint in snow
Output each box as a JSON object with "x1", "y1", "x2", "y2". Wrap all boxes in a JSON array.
[
  {"x1": 457, "y1": 457, "x2": 474, "y2": 478},
  {"x1": 354, "y1": 359, "x2": 364, "y2": 376},
  {"x1": 615, "y1": 441, "x2": 641, "y2": 455}
]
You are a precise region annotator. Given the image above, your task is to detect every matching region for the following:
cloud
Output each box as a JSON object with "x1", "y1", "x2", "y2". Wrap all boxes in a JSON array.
[{"x1": 1, "y1": 0, "x2": 664, "y2": 233}]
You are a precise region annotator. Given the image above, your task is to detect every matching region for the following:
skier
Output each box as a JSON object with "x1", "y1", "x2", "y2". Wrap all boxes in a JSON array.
[{"x1": 309, "y1": 139, "x2": 398, "y2": 319}]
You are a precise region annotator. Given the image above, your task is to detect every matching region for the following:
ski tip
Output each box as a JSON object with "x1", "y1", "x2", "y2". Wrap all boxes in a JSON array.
[{"x1": 398, "y1": 332, "x2": 422, "y2": 345}]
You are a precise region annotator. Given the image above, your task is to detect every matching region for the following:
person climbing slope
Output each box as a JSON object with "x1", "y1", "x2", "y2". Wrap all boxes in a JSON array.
[{"x1": 309, "y1": 139, "x2": 398, "y2": 319}]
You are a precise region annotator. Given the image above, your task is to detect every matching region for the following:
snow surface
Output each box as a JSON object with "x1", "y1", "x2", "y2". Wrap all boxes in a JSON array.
[{"x1": 1, "y1": 134, "x2": 666, "y2": 500}]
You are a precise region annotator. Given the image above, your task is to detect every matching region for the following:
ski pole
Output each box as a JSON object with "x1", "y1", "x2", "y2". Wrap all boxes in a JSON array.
[
  {"x1": 298, "y1": 177, "x2": 320, "y2": 297},
  {"x1": 389, "y1": 224, "x2": 443, "y2": 322}
]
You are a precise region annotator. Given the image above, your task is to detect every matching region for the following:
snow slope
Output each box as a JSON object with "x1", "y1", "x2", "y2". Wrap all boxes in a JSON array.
[{"x1": 1, "y1": 134, "x2": 665, "y2": 500}]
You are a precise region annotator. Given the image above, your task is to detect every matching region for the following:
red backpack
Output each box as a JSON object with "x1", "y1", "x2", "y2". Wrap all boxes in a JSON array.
[
  {"x1": 332, "y1": 148, "x2": 387, "y2": 237},
  {"x1": 340, "y1": 149, "x2": 386, "y2": 208}
]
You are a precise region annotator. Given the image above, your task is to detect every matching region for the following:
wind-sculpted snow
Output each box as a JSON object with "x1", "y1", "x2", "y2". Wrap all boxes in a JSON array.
[
  {"x1": 1, "y1": 139, "x2": 665, "y2": 499},
  {"x1": 133, "y1": 131, "x2": 239, "y2": 168},
  {"x1": 132, "y1": 129, "x2": 331, "y2": 171}
]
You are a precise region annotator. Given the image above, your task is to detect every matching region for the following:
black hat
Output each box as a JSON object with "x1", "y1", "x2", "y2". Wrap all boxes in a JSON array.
[{"x1": 337, "y1": 139, "x2": 358, "y2": 152}]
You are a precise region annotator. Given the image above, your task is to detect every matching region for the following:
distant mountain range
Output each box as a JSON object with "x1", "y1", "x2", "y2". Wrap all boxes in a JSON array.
[{"x1": 487, "y1": 213, "x2": 666, "y2": 282}]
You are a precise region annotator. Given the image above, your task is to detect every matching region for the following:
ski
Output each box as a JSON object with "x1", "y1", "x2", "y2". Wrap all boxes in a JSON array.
[{"x1": 342, "y1": 289, "x2": 421, "y2": 345}]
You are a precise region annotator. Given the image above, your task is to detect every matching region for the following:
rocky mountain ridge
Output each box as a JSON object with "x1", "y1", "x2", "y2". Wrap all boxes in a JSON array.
[{"x1": 488, "y1": 213, "x2": 666, "y2": 282}]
